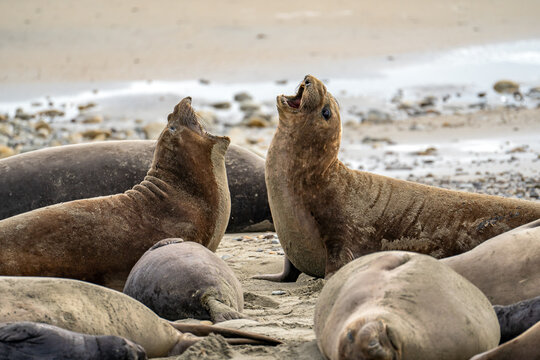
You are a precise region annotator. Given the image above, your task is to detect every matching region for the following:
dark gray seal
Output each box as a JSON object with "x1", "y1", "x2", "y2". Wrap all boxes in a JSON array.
[
  {"x1": 123, "y1": 239, "x2": 245, "y2": 323},
  {"x1": 494, "y1": 295, "x2": 540, "y2": 344},
  {"x1": 0, "y1": 141, "x2": 271, "y2": 233},
  {"x1": 0, "y1": 322, "x2": 147, "y2": 360}
]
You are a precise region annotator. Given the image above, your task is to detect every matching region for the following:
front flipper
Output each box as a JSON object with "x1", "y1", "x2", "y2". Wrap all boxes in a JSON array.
[
  {"x1": 252, "y1": 256, "x2": 302, "y2": 282},
  {"x1": 205, "y1": 298, "x2": 247, "y2": 323}
]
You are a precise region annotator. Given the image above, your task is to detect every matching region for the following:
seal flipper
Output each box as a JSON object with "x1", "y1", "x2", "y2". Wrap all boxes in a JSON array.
[
  {"x1": 205, "y1": 297, "x2": 248, "y2": 323},
  {"x1": 252, "y1": 256, "x2": 302, "y2": 282}
]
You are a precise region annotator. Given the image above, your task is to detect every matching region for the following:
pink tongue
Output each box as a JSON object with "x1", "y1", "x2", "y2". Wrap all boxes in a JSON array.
[{"x1": 287, "y1": 98, "x2": 301, "y2": 109}]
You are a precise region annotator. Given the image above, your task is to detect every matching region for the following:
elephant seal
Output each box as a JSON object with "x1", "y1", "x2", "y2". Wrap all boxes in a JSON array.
[
  {"x1": 0, "y1": 322, "x2": 147, "y2": 360},
  {"x1": 493, "y1": 295, "x2": 540, "y2": 343},
  {"x1": 0, "y1": 97, "x2": 231, "y2": 287},
  {"x1": 123, "y1": 239, "x2": 245, "y2": 323},
  {"x1": 0, "y1": 277, "x2": 281, "y2": 358},
  {"x1": 470, "y1": 321, "x2": 540, "y2": 360},
  {"x1": 0, "y1": 141, "x2": 271, "y2": 233},
  {"x1": 259, "y1": 75, "x2": 540, "y2": 281},
  {"x1": 314, "y1": 251, "x2": 500, "y2": 360},
  {"x1": 442, "y1": 219, "x2": 540, "y2": 305}
]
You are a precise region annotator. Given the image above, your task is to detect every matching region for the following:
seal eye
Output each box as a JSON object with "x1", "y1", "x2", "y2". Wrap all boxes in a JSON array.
[
  {"x1": 169, "y1": 126, "x2": 176, "y2": 132},
  {"x1": 322, "y1": 107, "x2": 331, "y2": 120}
]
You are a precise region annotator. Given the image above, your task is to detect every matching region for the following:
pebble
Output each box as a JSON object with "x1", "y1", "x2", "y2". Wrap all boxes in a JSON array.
[
  {"x1": 527, "y1": 87, "x2": 540, "y2": 98},
  {"x1": 221, "y1": 254, "x2": 232, "y2": 260},
  {"x1": 0, "y1": 145, "x2": 16, "y2": 158},
  {"x1": 77, "y1": 103, "x2": 96, "y2": 111},
  {"x1": 143, "y1": 122, "x2": 163, "y2": 140},
  {"x1": 414, "y1": 147, "x2": 437, "y2": 156},
  {"x1": 0, "y1": 114, "x2": 7, "y2": 122},
  {"x1": 255, "y1": 249, "x2": 263, "y2": 252},
  {"x1": 493, "y1": 80, "x2": 519, "y2": 94},
  {"x1": 363, "y1": 109, "x2": 392, "y2": 124},
  {"x1": 81, "y1": 129, "x2": 111, "y2": 140},
  {"x1": 15, "y1": 108, "x2": 34, "y2": 120},
  {"x1": 82, "y1": 115, "x2": 104, "y2": 124},
  {"x1": 211, "y1": 102, "x2": 231, "y2": 110},
  {"x1": 38, "y1": 109, "x2": 65, "y2": 118},
  {"x1": 243, "y1": 115, "x2": 270, "y2": 128},
  {"x1": 271, "y1": 239, "x2": 280, "y2": 244},
  {"x1": 271, "y1": 291, "x2": 286, "y2": 296},
  {"x1": 240, "y1": 102, "x2": 261, "y2": 113},
  {"x1": 234, "y1": 92, "x2": 253, "y2": 102}
]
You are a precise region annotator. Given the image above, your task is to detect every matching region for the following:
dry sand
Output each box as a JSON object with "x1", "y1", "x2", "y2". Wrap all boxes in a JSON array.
[{"x1": 2, "y1": 0, "x2": 540, "y2": 83}]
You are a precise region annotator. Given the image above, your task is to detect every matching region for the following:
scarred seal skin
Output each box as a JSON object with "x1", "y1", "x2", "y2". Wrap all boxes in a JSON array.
[
  {"x1": 123, "y1": 239, "x2": 245, "y2": 323},
  {"x1": 0, "y1": 322, "x2": 147, "y2": 360},
  {"x1": 469, "y1": 322, "x2": 540, "y2": 360},
  {"x1": 261, "y1": 75, "x2": 540, "y2": 280},
  {"x1": 314, "y1": 251, "x2": 500, "y2": 360},
  {"x1": 442, "y1": 219, "x2": 540, "y2": 305},
  {"x1": 0, "y1": 97, "x2": 231, "y2": 287},
  {"x1": 0, "y1": 141, "x2": 271, "y2": 233}
]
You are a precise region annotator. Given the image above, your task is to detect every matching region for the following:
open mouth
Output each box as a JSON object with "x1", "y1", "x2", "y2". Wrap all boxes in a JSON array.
[{"x1": 284, "y1": 85, "x2": 305, "y2": 109}]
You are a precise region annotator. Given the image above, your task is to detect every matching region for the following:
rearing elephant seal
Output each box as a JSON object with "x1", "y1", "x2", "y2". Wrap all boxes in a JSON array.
[
  {"x1": 0, "y1": 97, "x2": 231, "y2": 287},
  {"x1": 124, "y1": 239, "x2": 245, "y2": 323},
  {"x1": 0, "y1": 276, "x2": 281, "y2": 358},
  {"x1": 0, "y1": 141, "x2": 271, "y2": 233},
  {"x1": 260, "y1": 75, "x2": 540, "y2": 280},
  {"x1": 314, "y1": 251, "x2": 500, "y2": 360}
]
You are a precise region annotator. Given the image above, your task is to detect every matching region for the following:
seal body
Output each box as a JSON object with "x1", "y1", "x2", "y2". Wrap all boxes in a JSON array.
[
  {"x1": 0, "y1": 276, "x2": 180, "y2": 358},
  {"x1": 265, "y1": 75, "x2": 540, "y2": 278},
  {"x1": 470, "y1": 321, "x2": 540, "y2": 360},
  {"x1": 314, "y1": 251, "x2": 500, "y2": 360},
  {"x1": 123, "y1": 239, "x2": 244, "y2": 323},
  {"x1": 0, "y1": 322, "x2": 147, "y2": 360},
  {"x1": 0, "y1": 141, "x2": 271, "y2": 233},
  {"x1": 493, "y1": 295, "x2": 540, "y2": 343},
  {"x1": 0, "y1": 98, "x2": 231, "y2": 287},
  {"x1": 442, "y1": 219, "x2": 540, "y2": 305}
]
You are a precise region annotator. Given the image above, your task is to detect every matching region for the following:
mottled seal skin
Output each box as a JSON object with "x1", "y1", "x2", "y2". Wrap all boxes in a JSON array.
[
  {"x1": 493, "y1": 295, "x2": 540, "y2": 343},
  {"x1": 0, "y1": 322, "x2": 147, "y2": 360},
  {"x1": 314, "y1": 251, "x2": 500, "y2": 360},
  {"x1": 0, "y1": 277, "x2": 281, "y2": 358},
  {"x1": 0, "y1": 140, "x2": 271, "y2": 233},
  {"x1": 469, "y1": 321, "x2": 540, "y2": 360},
  {"x1": 262, "y1": 75, "x2": 540, "y2": 280},
  {"x1": 442, "y1": 219, "x2": 540, "y2": 305},
  {"x1": 123, "y1": 239, "x2": 245, "y2": 323},
  {"x1": 0, "y1": 97, "x2": 231, "y2": 287}
]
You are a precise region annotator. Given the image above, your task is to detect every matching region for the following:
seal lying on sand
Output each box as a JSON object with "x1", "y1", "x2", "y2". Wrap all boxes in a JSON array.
[
  {"x1": 0, "y1": 141, "x2": 271, "y2": 233},
  {"x1": 493, "y1": 295, "x2": 540, "y2": 343},
  {"x1": 0, "y1": 277, "x2": 281, "y2": 358},
  {"x1": 258, "y1": 75, "x2": 540, "y2": 281},
  {"x1": 0, "y1": 97, "x2": 231, "y2": 287},
  {"x1": 314, "y1": 251, "x2": 500, "y2": 360},
  {"x1": 0, "y1": 322, "x2": 147, "y2": 360},
  {"x1": 470, "y1": 321, "x2": 540, "y2": 360},
  {"x1": 442, "y1": 219, "x2": 540, "y2": 305},
  {"x1": 124, "y1": 239, "x2": 245, "y2": 323}
]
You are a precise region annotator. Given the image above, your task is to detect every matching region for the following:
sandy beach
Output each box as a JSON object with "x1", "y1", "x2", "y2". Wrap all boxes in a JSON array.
[{"x1": 1, "y1": 0, "x2": 540, "y2": 359}]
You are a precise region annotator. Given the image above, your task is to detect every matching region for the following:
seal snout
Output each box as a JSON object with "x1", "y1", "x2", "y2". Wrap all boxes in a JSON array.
[{"x1": 338, "y1": 319, "x2": 397, "y2": 360}]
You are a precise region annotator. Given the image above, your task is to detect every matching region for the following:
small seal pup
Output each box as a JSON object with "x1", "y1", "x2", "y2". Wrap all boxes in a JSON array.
[
  {"x1": 442, "y1": 219, "x2": 540, "y2": 305},
  {"x1": 470, "y1": 321, "x2": 540, "y2": 360},
  {"x1": 123, "y1": 239, "x2": 245, "y2": 323},
  {"x1": 0, "y1": 322, "x2": 147, "y2": 360},
  {"x1": 0, "y1": 276, "x2": 281, "y2": 358},
  {"x1": 0, "y1": 97, "x2": 231, "y2": 287},
  {"x1": 0, "y1": 141, "x2": 272, "y2": 233},
  {"x1": 493, "y1": 295, "x2": 540, "y2": 343},
  {"x1": 259, "y1": 75, "x2": 540, "y2": 280},
  {"x1": 314, "y1": 251, "x2": 500, "y2": 360}
]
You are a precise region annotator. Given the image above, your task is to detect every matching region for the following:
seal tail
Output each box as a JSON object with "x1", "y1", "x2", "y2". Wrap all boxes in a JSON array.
[{"x1": 168, "y1": 321, "x2": 282, "y2": 346}]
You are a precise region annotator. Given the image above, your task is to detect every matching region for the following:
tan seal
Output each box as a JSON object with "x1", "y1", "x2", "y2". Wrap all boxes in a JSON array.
[
  {"x1": 442, "y1": 219, "x2": 540, "y2": 305},
  {"x1": 314, "y1": 251, "x2": 500, "y2": 360},
  {"x1": 260, "y1": 75, "x2": 540, "y2": 280},
  {"x1": 0, "y1": 276, "x2": 281, "y2": 358},
  {"x1": 0, "y1": 97, "x2": 231, "y2": 287}
]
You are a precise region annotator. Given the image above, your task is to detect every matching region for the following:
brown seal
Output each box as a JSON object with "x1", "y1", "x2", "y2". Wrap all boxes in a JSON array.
[
  {"x1": 259, "y1": 75, "x2": 540, "y2": 280},
  {"x1": 314, "y1": 251, "x2": 500, "y2": 360},
  {"x1": 0, "y1": 97, "x2": 231, "y2": 287},
  {"x1": 0, "y1": 276, "x2": 281, "y2": 358},
  {"x1": 123, "y1": 239, "x2": 245, "y2": 323},
  {"x1": 442, "y1": 219, "x2": 540, "y2": 305},
  {"x1": 0, "y1": 140, "x2": 272, "y2": 233},
  {"x1": 470, "y1": 321, "x2": 540, "y2": 360}
]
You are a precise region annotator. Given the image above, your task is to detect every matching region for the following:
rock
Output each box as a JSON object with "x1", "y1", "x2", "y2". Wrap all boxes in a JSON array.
[
  {"x1": 363, "y1": 109, "x2": 392, "y2": 124},
  {"x1": 82, "y1": 115, "x2": 104, "y2": 124},
  {"x1": 0, "y1": 145, "x2": 16, "y2": 159},
  {"x1": 0, "y1": 114, "x2": 7, "y2": 122},
  {"x1": 34, "y1": 120, "x2": 52, "y2": 137},
  {"x1": 271, "y1": 290, "x2": 286, "y2": 296},
  {"x1": 419, "y1": 96, "x2": 437, "y2": 107},
  {"x1": 81, "y1": 129, "x2": 111, "y2": 140},
  {"x1": 77, "y1": 103, "x2": 97, "y2": 111},
  {"x1": 15, "y1": 108, "x2": 34, "y2": 120},
  {"x1": 243, "y1": 115, "x2": 270, "y2": 128},
  {"x1": 414, "y1": 146, "x2": 437, "y2": 156},
  {"x1": 143, "y1": 122, "x2": 163, "y2": 140},
  {"x1": 234, "y1": 92, "x2": 253, "y2": 102},
  {"x1": 239, "y1": 102, "x2": 260, "y2": 113},
  {"x1": 68, "y1": 133, "x2": 83, "y2": 143},
  {"x1": 211, "y1": 102, "x2": 231, "y2": 110},
  {"x1": 527, "y1": 87, "x2": 540, "y2": 98},
  {"x1": 199, "y1": 79, "x2": 210, "y2": 85},
  {"x1": 361, "y1": 136, "x2": 395, "y2": 145},
  {"x1": 275, "y1": 79, "x2": 288, "y2": 85},
  {"x1": 38, "y1": 109, "x2": 65, "y2": 118},
  {"x1": 493, "y1": 80, "x2": 519, "y2": 94}
]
